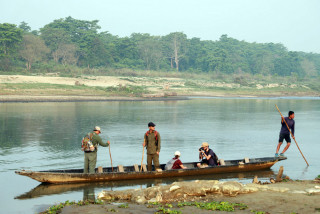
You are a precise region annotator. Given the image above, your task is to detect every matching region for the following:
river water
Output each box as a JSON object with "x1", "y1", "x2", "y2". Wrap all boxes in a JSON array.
[{"x1": 0, "y1": 97, "x2": 319, "y2": 213}]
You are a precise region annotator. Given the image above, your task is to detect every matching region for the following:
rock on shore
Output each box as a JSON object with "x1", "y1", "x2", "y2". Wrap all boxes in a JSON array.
[{"x1": 97, "y1": 180, "x2": 319, "y2": 204}]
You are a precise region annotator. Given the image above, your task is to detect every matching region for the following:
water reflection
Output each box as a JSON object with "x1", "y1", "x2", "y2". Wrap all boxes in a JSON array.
[
  {"x1": 83, "y1": 187, "x2": 95, "y2": 202},
  {"x1": 15, "y1": 170, "x2": 274, "y2": 200}
]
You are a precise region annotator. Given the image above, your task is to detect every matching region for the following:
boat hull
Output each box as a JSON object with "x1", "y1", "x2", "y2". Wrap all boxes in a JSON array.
[{"x1": 15, "y1": 157, "x2": 285, "y2": 184}]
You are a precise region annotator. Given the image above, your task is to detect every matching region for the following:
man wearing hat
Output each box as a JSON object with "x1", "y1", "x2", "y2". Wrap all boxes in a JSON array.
[
  {"x1": 143, "y1": 122, "x2": 161, "y2": 171},
  {"x1": 197, "y1": 142, "x2": 218, "y2": 168},
  {"x1": 84, "y1": 126, "x2": 110, "y2": 173}
]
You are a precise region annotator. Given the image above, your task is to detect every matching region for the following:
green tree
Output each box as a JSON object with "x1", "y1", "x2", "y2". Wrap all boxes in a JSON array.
[
  {"x1": 98, "y1": 31, "x2": 117, "y2": 66},
  {"x1": 18, "y1": 21, "x2": 31, "y2": 32},
  {"x1": 162, "y1": 32, "x2": 188, "y2": 72},
  {"x1": 114, "y1": 37, "x2": 141, "y2": 68},
  {"x1": 19, "y1": 34, "x2": 50, "y2": 70},
  {"x1": 40, "y1": 27, "x2": 71, "y2": 53},
  {"x1": 40, "y1": 16, "x2": 101, "y2": 67},
  {"x1": 272, "y1": 52, "x2": 304, "y2": 76},
  {"x1": 86, "y1": 36, "x2": 109, "y2": 67},
  {"x1": 136, "y1": 36, "x2": 163, "y2": 70},
  {"x1": 0, "y1": 23, "x2": 23, "y2": 70},
  {"x1": 0, "y1": 23, "x2": 23, "y2": 57},
  {"x1": 52, "y1": 43, "x2": 78, "y2": 65}
]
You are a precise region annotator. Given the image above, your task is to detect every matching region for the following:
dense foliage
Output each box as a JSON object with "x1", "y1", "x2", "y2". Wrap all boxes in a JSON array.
[{"x1": 1, "y1": 17, "x2": 320, "y2": 77}]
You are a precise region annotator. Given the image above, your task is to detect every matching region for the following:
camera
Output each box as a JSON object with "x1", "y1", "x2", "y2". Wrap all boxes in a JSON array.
[{"x1": 199, "y1": 147, "x2": 204, "y2": 151}]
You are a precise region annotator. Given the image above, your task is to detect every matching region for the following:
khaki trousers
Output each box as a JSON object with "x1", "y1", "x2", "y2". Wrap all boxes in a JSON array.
[
  {"x1": 147, "y1": 153, "x2": 159, "y2": 171},
  {"x1": 84, "y1": 152, "x2": 97, "y2": 173}
]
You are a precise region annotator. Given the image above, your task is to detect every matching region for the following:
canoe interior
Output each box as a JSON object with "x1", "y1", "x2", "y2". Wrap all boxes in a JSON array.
[{"x1": 38, "y1": 157, "x2": 281, "y2": 174}]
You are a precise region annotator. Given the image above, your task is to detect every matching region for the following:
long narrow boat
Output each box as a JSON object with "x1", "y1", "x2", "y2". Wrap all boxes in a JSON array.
[
  {"x1": 15, "y1": 157, "x2": 286, "y2": 184},
  {"x1": 15, "y1": 170, "x2": 276, "y2": 200}
]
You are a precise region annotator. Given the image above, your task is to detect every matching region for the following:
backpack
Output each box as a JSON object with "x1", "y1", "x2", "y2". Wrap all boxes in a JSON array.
[
  {"x1": 165, "y1": 158, "x2": 176, "y2": 170},
  {"x1": 81, "y1": 132, "x2": 95, "y2": 152},
  {"x1": 145, "y1": 130, "x2": 158, "y2": 146}
]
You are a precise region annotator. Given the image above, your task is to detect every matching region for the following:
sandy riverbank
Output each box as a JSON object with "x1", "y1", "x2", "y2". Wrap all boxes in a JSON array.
[
  {"x1": 57, "y1": 180, "x2": 320, "y2": 214},
  {"x1": 1, "y1": 75, "x2": 319, "y2": 102}
]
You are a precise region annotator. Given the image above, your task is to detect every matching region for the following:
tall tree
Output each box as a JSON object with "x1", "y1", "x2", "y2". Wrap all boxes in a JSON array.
[
  {"x1": 52, "y1": 43, "x2": 78, "y2": 65},
  {"x1": 40, "y1": 16, "x2": 101, "y2": 66},
  {"x1": 114, "y1": 37, "x2": 141, "y2": 68},
  {"x1": 0, "y1": 23, "x2": 23, "y2": 57},
  {"x1": 137, "y1": 37, "x2": 162, "y2": 70},
  {"x1": 19, "y1": 34, "x2": 49, "y2": 70},
  {"x1": 18, "y1": 21, "x2": 31, "y2": 32},
  {"x1": 162, "y1": 32, "x2": 188, "y2": 72},
  {"x1": 40, "y1": 27, "x2": 71, "y2": 52},
  {"x1": 86, "y1": 36, "x2": 109, "y2": 67},
  {"x1": 0, "y1": 23, "x2": 23, "y2": 70}
]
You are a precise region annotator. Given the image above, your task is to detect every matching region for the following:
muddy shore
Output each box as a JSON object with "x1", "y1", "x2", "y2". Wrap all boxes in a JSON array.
[{"x1": 57, "y1": 180, "x2": 320, "y2": 214}]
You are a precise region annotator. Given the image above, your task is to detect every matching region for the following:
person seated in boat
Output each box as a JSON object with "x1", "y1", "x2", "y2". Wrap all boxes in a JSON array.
[
  {"x1": 197, "y1": 142, "x2": 218, "y2": 168},
  {"x1": 165, "y1": 151, "x2": 187, "y2": 170}
]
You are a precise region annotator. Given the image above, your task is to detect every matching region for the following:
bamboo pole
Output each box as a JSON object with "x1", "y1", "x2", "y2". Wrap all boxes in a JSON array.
[
  {"x1": 140, "y1": 140, "x2": 145, "y2": 172},
  {"x1": 275, "y1": 104, "x2": 309, "y2": 166},
  {"x1": 108, "y1": 143, "x2": 113, "y2": 172}
]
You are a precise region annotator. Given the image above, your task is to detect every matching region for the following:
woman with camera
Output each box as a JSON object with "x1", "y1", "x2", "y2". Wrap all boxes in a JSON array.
[{"x1": 197, "y1": 142, "x2": 218, "y2": 168}]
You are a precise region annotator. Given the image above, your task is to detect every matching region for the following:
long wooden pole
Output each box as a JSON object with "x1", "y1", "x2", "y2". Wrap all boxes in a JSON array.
[
  {"x1": 108, "y1": 144, "x2": 113, "y2": 172},
  {"x1": 275, "y1": 104, "x2": 309, "y2": 166},
  {"x1": 140, "y1": 141, "x2": 145, "y2": 172}
]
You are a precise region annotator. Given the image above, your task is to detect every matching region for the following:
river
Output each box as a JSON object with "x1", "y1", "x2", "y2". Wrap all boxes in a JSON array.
[{"x1": 0, "y1": 97, "x2": 319, "y2": 213}]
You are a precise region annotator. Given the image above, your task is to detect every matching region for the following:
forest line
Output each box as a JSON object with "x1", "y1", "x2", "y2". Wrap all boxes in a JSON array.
[{"x1": 1, "y1": 16, "x2": 320, "y2": 78}]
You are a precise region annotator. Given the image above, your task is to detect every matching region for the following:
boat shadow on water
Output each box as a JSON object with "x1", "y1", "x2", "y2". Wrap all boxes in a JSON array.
[{"x1": 15, "y1": 170, "x2": 275, "y2": 200}]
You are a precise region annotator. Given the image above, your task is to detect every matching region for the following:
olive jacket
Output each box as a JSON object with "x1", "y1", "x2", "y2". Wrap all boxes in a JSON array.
[
  {"x1": 92, "y1": 132, "x2": 108, "y2": 152},
  {"x1": 144, "y1": 130, "x2": 161, "y2": 155}
]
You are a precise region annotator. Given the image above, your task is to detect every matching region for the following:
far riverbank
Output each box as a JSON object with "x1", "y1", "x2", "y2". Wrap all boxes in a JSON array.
[{"x1": 1, "y1": 75, "x2": 319, "y2": 102}]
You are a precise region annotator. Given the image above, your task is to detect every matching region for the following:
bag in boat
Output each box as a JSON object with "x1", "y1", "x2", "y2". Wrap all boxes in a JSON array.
[
  {"x1": 81, "y1": 132, "x2": 95, "y2": 152},
  {"x1": 165, "y1": 158, "x2": 176, "y2": 170}
]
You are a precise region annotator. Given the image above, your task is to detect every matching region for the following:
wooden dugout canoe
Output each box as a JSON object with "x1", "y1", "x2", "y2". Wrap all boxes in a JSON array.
[
  {"x1": 15, "y1": 157, "x2": 286, "y2": 184},
  {"x1": 15, "y1": 170, "x2": 276, "y2": 200}
]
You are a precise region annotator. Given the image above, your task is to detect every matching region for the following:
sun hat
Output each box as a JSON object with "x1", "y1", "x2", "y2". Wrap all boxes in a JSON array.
[
  {"x1": 201, "y1": 142, "x2": 209, "y2": 147},
  {"x1": 94, "y1": 126, "x2": 101, "y2": 133}
]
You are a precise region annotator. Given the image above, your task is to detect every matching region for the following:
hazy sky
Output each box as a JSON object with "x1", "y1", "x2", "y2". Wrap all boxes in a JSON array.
[{"x1": 1, "y1": 0, "x2": 319, "y2": 53}]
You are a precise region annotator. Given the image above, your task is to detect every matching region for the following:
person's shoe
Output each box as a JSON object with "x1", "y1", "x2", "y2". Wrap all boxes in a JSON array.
[
  {"x1": 279, "y1": 153, "x2": 286, "y2": 157},
  {"x1": 275, "y1": 153, "x2": 279, "y2": 157}
]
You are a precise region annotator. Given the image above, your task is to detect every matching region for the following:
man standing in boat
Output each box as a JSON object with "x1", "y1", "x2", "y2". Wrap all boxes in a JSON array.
[
  {"x1": 83, "y1": 126, "x2": 110, "y2": 173},
  {"x1": 275, "y1": 111, "x2": 295, "y2": 158},
  {"x1": 143, "y1": 122, "x2": 161, "y2": 171}
]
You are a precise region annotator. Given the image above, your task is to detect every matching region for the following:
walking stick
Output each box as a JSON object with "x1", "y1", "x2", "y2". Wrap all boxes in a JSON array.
[
  {"x1": 140, "y1": 143, "x2": 145, "y2": 172},
  {"x1": 108, "y1": 143, "x2": 113, "y2": 172},
  {"x1": 275, "y1": 104, "x2": 309, "y2": 166}
]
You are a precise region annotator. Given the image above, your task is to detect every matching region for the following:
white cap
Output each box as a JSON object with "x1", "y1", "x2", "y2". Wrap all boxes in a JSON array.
[
  {"x1": 94, "y1": 126, "x2": 101, "y2": 132},
  {"x1": 174, "y1": 151, "x2": 181, "y2": 156}
]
